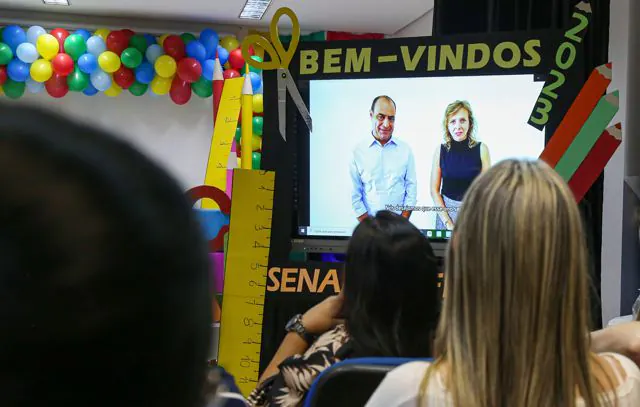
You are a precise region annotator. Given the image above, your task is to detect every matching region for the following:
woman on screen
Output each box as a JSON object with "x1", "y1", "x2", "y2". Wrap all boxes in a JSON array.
[{"x1": 430, "y1": 100, "x2": 491, "y2": 230}]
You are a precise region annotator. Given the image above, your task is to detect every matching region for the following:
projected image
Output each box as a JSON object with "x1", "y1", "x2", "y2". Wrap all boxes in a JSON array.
[{"x1": 306, "y1": 75, "x2": 545, "y2": 238}]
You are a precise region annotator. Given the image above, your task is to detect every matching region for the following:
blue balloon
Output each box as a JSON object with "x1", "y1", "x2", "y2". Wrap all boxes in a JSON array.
[
  {"x1": 83, "y1": 81, "x2": 99, "y2": 96},
  {"x1": 143, "y1": 34, "x2": 157, "y2": 46},
  {"x1": 216, "y1": 46, "x2": 230, "y2": 65},
  {"x1": 90, "y1": 70, "x2": 111, "y2": 92},
  {"x1": 26, "y1": 26, "x2": 46, "y2": 45},
  {"x1": 135, "y1": 61, "x2": 154, "y2": 84},
  {"x1": 249, "y1": 72, "x2": 261, "y2": 91},
  {"x1": 200, "y1": 29, "x2": 219, "y2": 59},
  {"x1": 16, "y1": 43, "x2": 38, "y2": 63},
  {"x1": 26, "y1": 77, "x2": 44, "y2": 94},
  {"x1": 78, "y1": 53, "x2": 98, "y2": 74},
  {"x1": 4, "y1": 25, "x2": 27, "y2": 52},
  {"x1": 74, "y1": 29, "x2": 92, "y2": 41},
  {"x1": 86, "y1": 36, "x2": 106, "y2": 56},
  {"x1": 202, "y1": 59, "x2": 215, "y2": 81},
  {"x1": 186, "y1": 41, "x2": 207, "y2": 63},
  {"x1": 7, "y1": 59, "x2": 30, "y2": 82},
  {"x1": 145, "y1": 44, "x2": 164, "y2": 64}
]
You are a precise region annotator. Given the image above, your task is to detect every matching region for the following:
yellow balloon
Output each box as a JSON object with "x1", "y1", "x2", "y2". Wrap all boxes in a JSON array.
[
  {"x1": 98, "y1": 51, "x2": 121, "y2": 73},
  {"x1": 150, "y1": 75, "x2": 172, "y2": 95},
  {"x1": 30, "y1": 59, "x2": 53, "y2": 83},
  {"x1": 36, "y1": 34, "x2": 59, "y2": 61},
  {"x1": 94, "y1": 28, "x2": 111, "y2": 42},
  {"x1": 220, "y1": 35, "x2": 240, "y2": 52},
  {"x1": 159, "y1": 34, "x2": 170, "y2": 46},
  {"x1": 154, "y1": 55, "x2": 177, "y2": 78},
  {"x1": 252, "y1": 133, "x2": 262, "y2": 151},
  {"x1": 104, "y1": 80, "x2": 122, "y2": 97},
  {"x1": 252, "y1": 94, "x2": 263, "y2": 114},
  {"x1": 0, "y1": 86, "x2": 4, "y2": 96}
]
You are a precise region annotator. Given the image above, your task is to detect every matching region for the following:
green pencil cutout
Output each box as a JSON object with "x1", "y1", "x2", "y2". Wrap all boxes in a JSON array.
[{"x1": 554, "y1": 90, "x2": 619, "y2": 181}]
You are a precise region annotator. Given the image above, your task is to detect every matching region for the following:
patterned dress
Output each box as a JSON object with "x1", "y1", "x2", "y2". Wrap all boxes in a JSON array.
[{"x1": 247, "y1": 324, "x2": 351, "y2": 407}]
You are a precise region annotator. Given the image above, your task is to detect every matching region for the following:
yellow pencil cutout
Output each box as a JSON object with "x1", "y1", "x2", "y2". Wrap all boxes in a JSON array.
[{"x1": 241, "y1": 64, "x2": 254, "y2": 169}]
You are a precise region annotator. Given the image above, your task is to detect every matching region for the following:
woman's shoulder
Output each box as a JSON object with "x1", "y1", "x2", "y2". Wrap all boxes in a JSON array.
[
  {"x1": 597, "y1": 352, "x2": 640, "y2": 403},
  {"x1": 365, "y1": 361, "x2": 434, "y2": 407}
]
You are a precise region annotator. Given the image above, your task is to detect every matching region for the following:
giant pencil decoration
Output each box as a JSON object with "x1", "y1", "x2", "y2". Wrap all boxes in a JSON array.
[
  {"x1": 213, "y1": 54, "x2": 224, "y2": 124},
  {"x1": 240, "y1": 64, "x2": 254, "y2": 169},
  {"x1": 540, "y1": 63, "x2": 612, "y2": 167},
  {"x1": 568, "y1": 123, "x2": 622, "y2": 202},
  {"x1": 554, "y1": 90, "x2": 619, "y2": 181}
]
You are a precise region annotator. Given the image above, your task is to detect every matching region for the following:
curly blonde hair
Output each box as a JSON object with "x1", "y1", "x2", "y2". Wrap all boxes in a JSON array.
[{"x1": 443, "y1": 100, "x2": 477, "y2": 151}]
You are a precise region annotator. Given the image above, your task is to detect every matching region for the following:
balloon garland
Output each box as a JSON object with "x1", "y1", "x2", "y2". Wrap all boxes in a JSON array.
[{"x1": 0, "y1": 25, "x2": 264, "y2": 106}]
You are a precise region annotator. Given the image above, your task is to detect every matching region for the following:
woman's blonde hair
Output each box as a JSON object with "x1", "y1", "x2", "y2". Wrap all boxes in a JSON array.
[
  {"x1": 419, "y1": 159, "x2": 615, "y2": 407},
  {"x1": 443, "y1": 100, "x2": 477, "y2": 151}
]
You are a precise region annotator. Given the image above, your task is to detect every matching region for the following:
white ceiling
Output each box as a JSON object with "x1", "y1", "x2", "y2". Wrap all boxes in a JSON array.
[{"x1": 0, "y1": 0, "x2": 434, "y2": 35}]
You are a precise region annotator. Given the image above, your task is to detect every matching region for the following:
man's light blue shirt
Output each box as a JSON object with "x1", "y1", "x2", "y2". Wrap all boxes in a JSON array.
[{"x1": 349, "y1": 136, "x2": 417, "y2": 217}]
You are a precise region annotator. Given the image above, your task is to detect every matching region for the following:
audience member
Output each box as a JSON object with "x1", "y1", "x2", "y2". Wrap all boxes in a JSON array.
[
  {"x1": 248, "y1": 211, "x2": 441, "y2": 407},
  {"x1": 366, "y1": 159, "x2": 640, "y2": 407}
]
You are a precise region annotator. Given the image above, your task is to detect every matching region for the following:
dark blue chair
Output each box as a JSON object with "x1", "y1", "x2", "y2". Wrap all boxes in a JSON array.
[{"x1": 303, "y1": 357, "x2": 432, "y2": 407}]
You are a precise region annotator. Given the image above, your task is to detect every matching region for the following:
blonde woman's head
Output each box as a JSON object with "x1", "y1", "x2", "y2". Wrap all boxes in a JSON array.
[
  {"x1": 422, "y1": 159, "x2": 613, "y2": 407},
  {"x1": 443, "y1": 100, "x2": 477, "y2": 150}
]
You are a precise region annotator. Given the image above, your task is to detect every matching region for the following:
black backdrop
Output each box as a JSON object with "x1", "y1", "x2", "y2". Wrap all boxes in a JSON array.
[{"x1": 434, "y1": 0, "x2": 610, "y2": 329}]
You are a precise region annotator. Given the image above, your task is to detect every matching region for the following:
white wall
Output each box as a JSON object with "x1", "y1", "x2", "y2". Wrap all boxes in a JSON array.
[
  {"x1": 602, "y1": 0, "x2": 631, "y2": 323},
  {"x1": 392, "y1": 9, "x2": 433, "y2": 37},
  {"x1": 14, "y1": 91, "x2": 214, "y2": 191}
]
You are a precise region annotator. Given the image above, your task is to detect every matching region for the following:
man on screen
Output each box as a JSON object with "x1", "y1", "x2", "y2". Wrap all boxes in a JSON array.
[{"x1": 349, "y1": 95, "x2": 417, "y2": 222}]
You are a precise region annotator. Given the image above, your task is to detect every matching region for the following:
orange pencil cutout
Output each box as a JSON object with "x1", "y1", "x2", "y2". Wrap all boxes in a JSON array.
[
  {"x1": 568, "y1": 123, "x2": 622, "y2": 202},
  {"x1": 540, "y1": 63, "x2": 612, "y2": 167}
]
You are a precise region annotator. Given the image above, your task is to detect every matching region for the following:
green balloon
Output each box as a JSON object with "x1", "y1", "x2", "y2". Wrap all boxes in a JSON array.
[
  {"x1": 181, "y1": 33, "x2": 197, "y2": 44},
  {"x1": 64, "y1": 34, "x2": 87, "y2": 61},
  {"x1": 252, "y1": 116, "x2": 263, "y2": 136},
  {"x1": 67, "y1": 68, "x2": 89, "y2": 92},
  {"x1": 241, "y1": 56, "x2": 263, "y2": 74},
  {"x1": 121, "y1": 48, "x2": 143, "y2": 69},
  {"x1": 192, "y1": 77, "x2": 213, "y2": 98},
  {"x1": 252, "y1": 152, "x2": 261, "y2": 170},
  {"x1": 0, "y1": 43, "x2": 13, "y2": 65},
  {"x1": 129, "y1": 34, "x2": 148, "y2": 53},
  {"x1": 235, "y1": 126, "x2": 241, "y2": 143},
  {"x1": 129, "y1": 81, "x2": 148, "y2": 96},
  {"x1": 3, "y1": 79, "x2": 25, "y2": 99}
]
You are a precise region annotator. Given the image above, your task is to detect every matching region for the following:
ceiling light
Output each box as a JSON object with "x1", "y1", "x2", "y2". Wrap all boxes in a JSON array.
[
  {"x1": 239, "y1": 0, "x2": 272, "y2": 20},
  {"x1": 43, "y1": 0, "x2": 70, "y2": 5}
]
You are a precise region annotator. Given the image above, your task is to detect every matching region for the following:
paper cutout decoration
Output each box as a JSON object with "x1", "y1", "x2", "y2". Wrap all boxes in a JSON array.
[
  {"x1": 202, "y1": 77, "x2": 244, "y2": 208},
  {"x1": 217, "y1": 169, "x2": 275, "y2": 397},
  {"x1": 240, "y1": 7, "x2": 312, "y2": 141},
  {"x1": 568, "y1": 123, "x2": 622, "y2": 202},
  {"x1": 540, "y1": 63, "x2": 612, "y2": 167},
  {"x1": 528, "y1": 0, "x2": 592, "y2": 130},
  {"x1": 554, "y1": 91, "x2": 619, "y2": 181}
]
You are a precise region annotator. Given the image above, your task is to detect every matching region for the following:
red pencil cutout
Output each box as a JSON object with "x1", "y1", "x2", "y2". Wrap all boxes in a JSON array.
[
  {"x1": 540, "y1": 63, "x2": 612, "y2": 167},
  {"x1": 568, "y1": 122, "x2": 622, "y2": 202},
  {"x1": 213, "y1": 51, "x2": 224, "y2": 124}
]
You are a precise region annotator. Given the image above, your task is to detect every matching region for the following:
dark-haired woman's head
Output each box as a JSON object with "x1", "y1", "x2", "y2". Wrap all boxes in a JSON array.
[
  {"x1": 342, "y1": 210, "x2": 440, "y2": 358},
  {"x1": 0, "y1": 104, "x2": 211, "y2": 407}
]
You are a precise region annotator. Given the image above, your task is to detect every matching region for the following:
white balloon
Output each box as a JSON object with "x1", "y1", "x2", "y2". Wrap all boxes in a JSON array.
[
  {"x1": 86, "y1": 36, "x2": 107, "y2": 57},
  {"x1": 26, "y1": 78, "x2": 44, "y2": 94},
  {"x1": 26, "y1": 26, "x2": 46, "y2": 45},
  {"x1": 16, "y1": 43, "x2": 38, "y2": 64}
]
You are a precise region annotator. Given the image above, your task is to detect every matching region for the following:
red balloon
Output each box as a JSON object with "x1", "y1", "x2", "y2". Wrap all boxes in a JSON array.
[
  {"x1": 170, "y1": 77, "x2": 191, "y2": 105},
  {"x1": 45, "y1": 73, "x2": 69, "y2": 98},
  {"x1": 113, "y1": 66, "x2": 135, "y2": 89},
  {"x1": 51, "y1": 28, "x2": 70, "y2": 52},
  {"x1": 106, "y1": 30, "x2": 129, "y2": 55},
  {"x1": 0, "y1": 66, "x2": 7, "y2": 86},
  {"x1": 163, "y1": 35, "x2": 186, "y2": 60},
  {"x1": 223, "y1": 69, "x2": 241, "y2": 79},
  {"x1": 121, "y1": 29, "x2": 135, "y2": 41},
  {"x1": 52, "y1": 53, "x2": 74, "y2": 76},
  {"x1": 177, "y1": 58, "x2": 202, "y2": 83},
  {"x1": 228, "y1": 49, "x2": 245, "y2": 70}
]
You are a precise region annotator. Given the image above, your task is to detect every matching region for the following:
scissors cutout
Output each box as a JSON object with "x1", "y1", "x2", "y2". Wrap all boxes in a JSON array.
[{"x1": 241, "y1": 7, "x2": 312, "y2": 142}]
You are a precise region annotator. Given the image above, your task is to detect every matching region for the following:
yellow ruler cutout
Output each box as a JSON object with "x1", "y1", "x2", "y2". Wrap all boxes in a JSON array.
[
  {"x1": 202, "y1": 77, "x2": 243, "y2": 209},
  {"x1": 217, "y1": 169, "x2": 275, "y2": 396}
]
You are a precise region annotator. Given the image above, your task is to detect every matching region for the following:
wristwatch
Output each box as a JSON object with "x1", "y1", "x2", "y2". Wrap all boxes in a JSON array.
[{"x1": 285, "y1": 314, "x2": 316, "y2": 344}]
